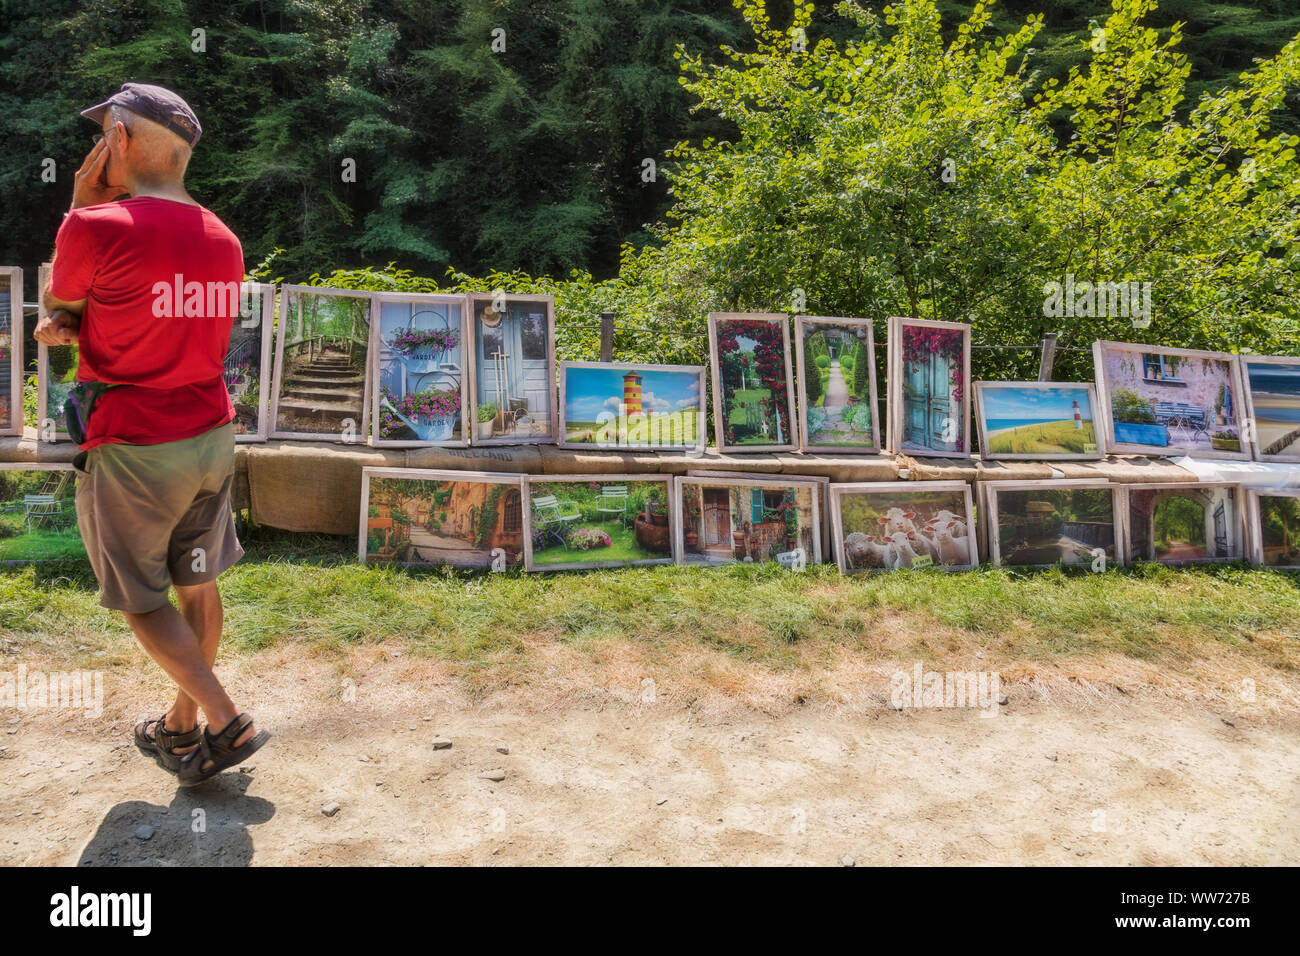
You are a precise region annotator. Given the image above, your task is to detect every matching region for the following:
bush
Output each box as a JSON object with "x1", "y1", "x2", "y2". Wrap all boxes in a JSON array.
[
  {"x1": 567, "y1": 527, "x2": 612, "y2": 550},
  {"x1": 1113, "y1": 388, "x2": 1155, "y2": 424},
  {"x1": 815, "y1": 354, "x2": 829, "y2": 369}
]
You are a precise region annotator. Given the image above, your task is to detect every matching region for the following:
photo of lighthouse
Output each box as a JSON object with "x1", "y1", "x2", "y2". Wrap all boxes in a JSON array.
[
  {"x1": 974, "y1": 382, "x2": 1103, "y2": 460},
  {"x1": 558, "y1": 361, "x2": 707, "y2": 452}
]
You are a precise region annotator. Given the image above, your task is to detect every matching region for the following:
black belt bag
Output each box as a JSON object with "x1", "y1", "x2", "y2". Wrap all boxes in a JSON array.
[{"x1": 64, "y1": 381, "x2": 124, "y2": 446}]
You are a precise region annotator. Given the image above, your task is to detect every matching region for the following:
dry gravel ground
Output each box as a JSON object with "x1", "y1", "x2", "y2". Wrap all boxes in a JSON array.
[{"x1": 2, "y1": 645, "x2": 1297, "y2": 866}]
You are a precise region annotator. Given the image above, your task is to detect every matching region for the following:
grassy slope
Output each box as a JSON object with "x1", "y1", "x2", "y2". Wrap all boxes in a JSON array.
[
  {"x1": 987, "y1": 419, "x2": 1097, "y2": 455},
  {"x1": 3, "y1": 529, "x2": 1297, "y2": 695}
]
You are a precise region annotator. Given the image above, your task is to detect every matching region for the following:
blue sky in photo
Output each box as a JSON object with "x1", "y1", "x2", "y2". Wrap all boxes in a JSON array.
[
  {"x1": 982, "y1": 385, "x2": 1093, "y2": 423},
  {"x1": 565, "y1": 367, "x2": 701, "y2": 420}
]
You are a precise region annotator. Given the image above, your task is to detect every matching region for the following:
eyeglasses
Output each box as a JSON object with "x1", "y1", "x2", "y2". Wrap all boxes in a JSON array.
[{"x1": 91, "y1": 126, "x2": 126, "y2": 146}]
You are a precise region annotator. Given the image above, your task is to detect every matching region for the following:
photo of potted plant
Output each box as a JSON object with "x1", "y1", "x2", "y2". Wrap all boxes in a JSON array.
[
  {"x1": 477, "y1": 401, "x2": 497, "y2": 439},
  {"x1": 380, "y1": 386, "x2": 461, "y2": 442},
  {"x1": 1111, "y1": 388, "x2": 1168, "y2": 446},
  {"x1": 389, "y1": 327, "x2": 459, "y2": 374}
]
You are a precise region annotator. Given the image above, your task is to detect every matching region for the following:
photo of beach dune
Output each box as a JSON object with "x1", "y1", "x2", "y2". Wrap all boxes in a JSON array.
[
  {"x1": 1243, "y1": 358, "x2": 1300, "y2": 458},
  {"x1": 977, "y1": 384, "x2": 1098, "y2": 458}
]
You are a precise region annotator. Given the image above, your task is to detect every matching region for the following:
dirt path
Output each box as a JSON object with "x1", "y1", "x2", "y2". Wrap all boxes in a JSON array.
[{"x1": 3, "y1": 653, "x2": 1296, "y2": 866}]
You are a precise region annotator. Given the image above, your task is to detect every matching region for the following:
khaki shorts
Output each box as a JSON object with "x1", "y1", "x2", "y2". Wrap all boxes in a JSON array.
[{"x1": 74, "y1": 422, "x2": 245, "y2": 613}]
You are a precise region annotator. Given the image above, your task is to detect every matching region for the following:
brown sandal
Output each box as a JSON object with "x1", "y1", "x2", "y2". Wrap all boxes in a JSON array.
[
  {"x1": 133, "y1": 714, "x2": 202, "y2": 774},
  {"x1": 177, "y1": 713, "x2": 270, "y2": 787}
]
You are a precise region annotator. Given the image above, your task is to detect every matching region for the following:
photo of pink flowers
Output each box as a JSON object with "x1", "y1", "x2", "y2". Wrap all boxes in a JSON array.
[{"x1": 371, "y1": 293, "x2": 468, "y2": 446}]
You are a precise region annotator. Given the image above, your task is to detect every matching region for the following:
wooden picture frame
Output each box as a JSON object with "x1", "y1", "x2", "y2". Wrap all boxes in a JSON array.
[
  {"x1": 368, "y1": 292, "x2": 471, "y2": 448},
  {"x1": 270, "y1": 285, "x2": 373, "y2": 442},
  {"x1": 1117, "y1": 481, "x2": 1244, "y2": 566},
  {"x1": 1245, "y1": 487, "x2": 1300, "y2": 568},
  {"x1": 794, "y1": 316, "x2": 881, "y2": 454},
  {"x1": 983, "y1": 479, "x2": 1120, "y2": 569},
  {"x1": 229, "y1": 281, "x2": 275, "y2": 443},
  {"x1": 0, "y1": 463, "x2": 84, "y2": 564},
  {"x1": 1238, "y1": 354, "x2": 1300, "y2": 463},
  {"x1": 828, "y1": 480, "x2": 976, "y2": 573},
  {"x1": 521, "y1": 473, "x2": 674, "y2": 571},
  {"x1": 707, "y1": 313, "x2": 798, "y2": 453},
  {"x1": 671, "y1": 474, "x2": 821, "y2": 566},
  {"x1": 465, "y1": 293, "x2": 557, "y2": 445},
  {"x1": 973, "y1": 381, "x2": 1103, "y2": 461},
  {"x1": 557, "y1": 360, "x2": 706, "y2": 453},
  {"x1": 1092, "y1": 340, "x2": 1249, "y2": 460},
  {"x1": 886, "y1": 316, "x2": 972, "y2": 458},
  {"x1": 358, "y1": 467, "x2": 526, "y2": 569},
  {"x1": 0, "y1": 267, "x2": 24, "y2": 437}
]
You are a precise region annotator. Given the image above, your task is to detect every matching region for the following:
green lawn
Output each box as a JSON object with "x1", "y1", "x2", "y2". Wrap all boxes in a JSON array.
[
  {"x1": 565, "y1": 409, "x2": 700, "y2": 446},
  {"x1": 531, "y1": 519, "x2": 669, "y2": 567},
  {"x1": 4, "y1": 526, "x2": 1298, "y2": 681},
  {"x1": 0, "y1": 510, "x2": 85, "y2": 562}
]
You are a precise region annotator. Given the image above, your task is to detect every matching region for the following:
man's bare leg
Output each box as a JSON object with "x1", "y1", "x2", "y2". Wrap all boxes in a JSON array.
[{"x1": 123, "y1": 589, "x2": 256, "y2": 752}]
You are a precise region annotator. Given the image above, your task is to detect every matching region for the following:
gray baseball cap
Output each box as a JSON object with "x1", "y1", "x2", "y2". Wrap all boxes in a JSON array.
[{"x1": 80, "y1": 82, "x2": 202, "y2": 147}]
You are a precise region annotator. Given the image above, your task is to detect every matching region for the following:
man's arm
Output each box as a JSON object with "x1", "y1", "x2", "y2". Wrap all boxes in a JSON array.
[{"x1": 34, "y1": 253, "x2": 84, "y2": 346}]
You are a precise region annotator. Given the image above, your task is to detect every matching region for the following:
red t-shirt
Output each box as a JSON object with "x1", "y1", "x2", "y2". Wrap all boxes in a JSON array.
[{"x1": 49, "y1": 196, "x2": 244, "y2": 450}]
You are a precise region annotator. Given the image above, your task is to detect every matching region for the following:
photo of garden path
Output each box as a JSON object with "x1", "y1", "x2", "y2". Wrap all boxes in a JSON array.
[
  {"x1": 715, "y1": 318, "x2": 792, "y2": 447},
  {"x1": 375, "y1": 298, "x2": 464, "y2": 444},
  {"x1": 1258, "y1": 495, "x2": 1300, "y2": 566},
  {"x1": 995, "y1": 488, "x2": 1116, "y2": 566},
  {"x1": 980, "y1": 386, "x2": 1097, "y2": 456},
  {"x1": 801, "y1": 324, "x2": 874, "y2": 447},
  {"x1": 1126, "y1": 487, "x2": 1239, "y2": 564},
  {"x1": 275, "y1": 293, "x2": 370, "y2": 437},
  {"x1": 0, "y1": 469, "x2": 83, "y2": 562},
  {"x1": 562, "y1": 366, "x2": 702, "y2": 449},
  {"x1": 1243, "y1": 359, "x2": 1300, "y2": 457},
  {"x1": 837, "y1": 489, "x2": 970, "y2": 570},
  {"x1": 1102, "y1": 348, "x2": 1242, "y2": 454},
  {"x1": 528, "y1": 479, "x2": 671, "y2": 569},
  {"x1": 365, "y1": 475, "x2": 523, "y2": 569}
]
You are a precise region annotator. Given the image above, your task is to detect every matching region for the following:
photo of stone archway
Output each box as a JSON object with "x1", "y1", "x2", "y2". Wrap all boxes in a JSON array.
[{"x1": 1123, "y1": 484, "x2": 1240, "y2": 564}]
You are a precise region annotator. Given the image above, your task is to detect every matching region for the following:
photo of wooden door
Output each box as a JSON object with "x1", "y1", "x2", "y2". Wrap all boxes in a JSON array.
[
  {"x1": 904, "y1": 351, "x2": 956, "y2": 451},
  {"x1": 701, "y1": 488, "x2": 732, "y2": 547},
  {"x1": 478, "y1": 306, "x2": 551, "y2": 424}
]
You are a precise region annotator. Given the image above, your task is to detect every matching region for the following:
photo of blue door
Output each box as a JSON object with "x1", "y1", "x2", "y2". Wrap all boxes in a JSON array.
[{"x1": 904, "y1": 351, "x2": 958, "y2": 452}]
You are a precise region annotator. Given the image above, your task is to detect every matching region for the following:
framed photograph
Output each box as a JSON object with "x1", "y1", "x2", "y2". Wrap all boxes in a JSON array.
[
  {"x1": 974, "y1": 382, "x2": 1103, "y2": 461},
  {"x1": 270, "y1": 286, "x2": 372, "y2": 442},
  {"x1": 686, "y1": 468, "x2": 828, "y2": 559},
  {"x1": 828, "y1": 481, "x2": 976, "y2": 573},
  {"x1": 984, "y1": 479, "x2": 1120, "y2": 568},
  {"x1": 707, "y1": 313, "x2": 797, "y2": 452},
  {"x1": 794, "y1": 316, "x2": 880, "y2": 453},
  {"x1": 0, "y1": 267, "x2": 22, "y2": 437},
  {"x1": 358, "y1": 467, "x2": 525, "y2": 569},
  {"x1": 1118, "y1": 482, "x2": 1244, "y2": 566},
  {"x1": 466, "y1": 293, "x2": 556, "y2": 445},
  {"x1": 1239, "y1": 354, "x2": 1300, "y2": 462},
  {"x1": 886, "y1": 317, "x2": 972, "y2": 457},
  {"x1": 1246, "y1": 488, "x2": 1300, "y2": 568},
  {"x1": 227, "y1": 282, "x2": 275, "y2": 442},
  {"x1": 369, "y1": 292, "x2": 470, "y2": 448},
  {"x1": 1093, "y1": 341, "x2": 1248, "y2": 459},
  {"x1": 522, "y1": 474, "x2": 674, "y2": 571},
  {"x1": 35, "y1": 263, "x2": 74, "y2": 442},
  {"x1": 0, "y1": 464, "x2": 85, "y2": 564},
  {"x1": 672, "y1": 475, "x2": 820, "y2": 566},
  {"x1": 558, "y1": 361, "x2": 706, "y2": 453}
]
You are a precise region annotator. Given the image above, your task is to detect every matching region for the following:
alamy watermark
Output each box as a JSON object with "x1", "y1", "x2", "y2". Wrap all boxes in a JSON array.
[
  {"x1": 1, "y1": 663, "x2": 103, "y2": 718},
  {"x1": 889, "y1": 663, "x2": 1001, "y2": 716},
  {"x1": 1042, "y1": 274, "x2": 1152, "y2": 328}
]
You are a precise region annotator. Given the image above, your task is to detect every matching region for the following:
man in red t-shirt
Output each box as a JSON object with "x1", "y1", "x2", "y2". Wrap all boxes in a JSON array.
[{"x1": 35, "y1": 83, "x2": 269, "y2": 786}]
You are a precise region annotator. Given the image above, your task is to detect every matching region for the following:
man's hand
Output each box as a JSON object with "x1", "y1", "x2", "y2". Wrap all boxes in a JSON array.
[
  {"x1": 69, "y1": 140, "x2": 129, "y2": 211},
  {"x1": 34, "y1": 308, "x2": 80, "y2": 346}
]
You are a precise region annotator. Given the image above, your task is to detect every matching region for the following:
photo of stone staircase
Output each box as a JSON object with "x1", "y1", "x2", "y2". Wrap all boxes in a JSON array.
[{"x1": 273, "y1": 290, "x2": 371, "y2": 438}]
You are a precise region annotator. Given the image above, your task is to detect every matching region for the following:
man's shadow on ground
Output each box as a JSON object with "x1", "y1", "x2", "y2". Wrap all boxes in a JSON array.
[{"x1": 78, "y1": 774, "x2": 274, "y2": 866}]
